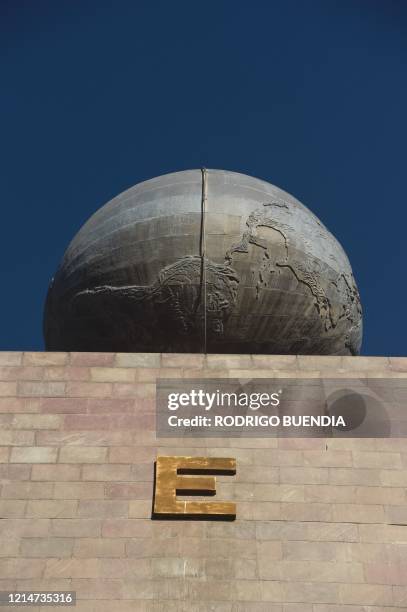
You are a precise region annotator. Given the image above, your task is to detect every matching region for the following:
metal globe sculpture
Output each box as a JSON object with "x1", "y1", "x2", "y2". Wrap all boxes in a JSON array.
[{"x1": 44, "y1": 169, "x2": 362, "y2": 354}]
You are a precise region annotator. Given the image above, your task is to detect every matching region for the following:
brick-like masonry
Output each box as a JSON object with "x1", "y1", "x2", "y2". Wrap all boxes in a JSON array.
[{"x1": 0, "y1": 352, "x2": 406, "y2": 611}]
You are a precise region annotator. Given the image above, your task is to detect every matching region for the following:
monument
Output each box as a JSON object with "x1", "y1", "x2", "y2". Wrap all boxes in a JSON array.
[
  {"x1": 1, "y1": 171, "x2": 406, "y2": 610},
  {"x1": 44, "y1": 169, "x2": 362, "y2": 355}
]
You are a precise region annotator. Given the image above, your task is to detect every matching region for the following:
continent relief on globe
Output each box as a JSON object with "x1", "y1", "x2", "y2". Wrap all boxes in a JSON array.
[{"x1": 44, "y1": 169, "x2": 362, "y2": 355}]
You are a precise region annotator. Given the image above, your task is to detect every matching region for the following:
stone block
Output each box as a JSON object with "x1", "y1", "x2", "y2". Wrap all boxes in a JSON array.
[
  {"x1": 234, "y1": 558, "x2": 258, "y2": 580},
  {"x1": 53, "y1": 483, "x2": 105, "y2": 499},
  {"x1": 78, "y1": 500, "x2": 128, "y2": 518},
  {"x1": 346, "y1": 541, "x2": 399, "y2": 563},
  {"x1": 31, "y1": 464, "x2": 80, "y2": 481},
  {"x1": 206, "y1": 354, "x2": 252, "y2": 369},
  {"x1": 329, "y1": 468, "x2": 382, "y2": 486},
  {"x1": 0, "y1": 518, "x2": 50, "y2": 538},
  {"x1": 352, "y1": 451, "x2": 402, "y2": 469},
  {"x1": 281, "y1": 581, "x2": 340, "y2": 604},
  {"x1": 82, "y1": 464, "x2": 132, "y2": 481},
  {"x1": 385, "y1": 506, "x2": 407, "y2": 525},
  {"x1": 260, "y1": 580, "x2": 285, "y2": 602},
  {"x1": 355, "y1": 485, "x2": 406, "y2": 505},
  {"x1": 282, "y1": 501, "x2": 333, "y2": 522},
  {"x1": 313, "y1": 607, "x2": 378, "y2": 612},
  {"x1": 186, "y1": 579, "x2": 232, "y2": 601},
  {"x1": 18, "y1": 382, "x2": 65, "y2": 397},
  {"x1": 255, "y1": 541, "x2": 283, "y2": 564},
  {"x1": 282, "y1": 606, "x2": 313, "y2": 612},
  {"x1": 37, "y1": 430, "x2": 135, "y2": 446},
  {"x1": 23, "y1": 353, "x2": 68, "y2": 366},
  {"x1": 44, "y1": 558, "x2": 99, "y2": 579},
  {"x1": 11, "y1": 414, "x2": 62, "y2": 429},
  {"x1": 161, "y1": 353, "x2": 205, "y2": 368},
  {"x1": 128, "y1": 500, "x2": 155, "y2": 518},
  {"x1": 0, "y1": 500, "x2": 26, "y2": 517},
  {"x1": 113, "y1": 382, "x2": 155, "y2": 398},
  {"x1": 26, "y1": 500, "x2": 78, "y2": 518},
  {"x1": 297, "y1": 355, "x2": 342, "y2": 370},
  {"x1": 0, "y1": 413, "x2": 12, "y2": 427},
  {"x1": 0, "y1": 431, "x2": 35, "y2": 445},
  {"x1": 64, "y1": 413, "x2": 153, "y2": 430},
  {"x1": 86, "y1": 398, "x2": 136, "y2": 413},
  {"x1": 342, "y1": 356, "x2": 390, "y2": 370},
  {"x1": 253, "y1": 449, "x2": 303, "y2": 466},
  {"x1": 74, "y1": 538, "x2": 125, "y2": 558},
  {"x1": 253, "y1": 484, "x2": 304, "y2": 502},
  {"x1": 20, "y1": 537, "x2": 73, "y2": 557},
  {"x1": 304, "y1": 485, "x2": 356, "y2": 504},
  {"x1": 0, "y1": 447, "x2": 9, "y2": 462},
  {"x1": 207, "y1": 521, "x2": 255, "y2": 540},
  {"x1": 0, "y1": 398, "x2": 40, "y2": 414},
  {"x1": 303, "y1": 450, "x2": 352, "y2": 467},
  {"x1": 90, "y1": 367, "x2": 136, "y2": 382},
  {"x1": 393, "y1": 585, "x2": 407, "y2": 607},
  {"x1": 0, "y1": 382, "x2": 17, "y2": 396},
  {"x1": 59, "y1": 446, "x2": 107, "y2": 463},
  {"x1": 66, "y1": 382, "x2": 112, "y2": 398},
  {"x1": 338, "y1": 583, "x2": 393, "y2": 606},
  {"x1": 108, "y1": 446, "x2": 155, "y2": 464},
  {"x1": 358, "y1": 523, "x2": 407, "y2": 543},
  {"x1": 51, "y1": 519, "x2": 101, "y2": 537},
  {"x1": 10, "y1": 447, "x2": 58, "y2": 463},
  {"x1": 1, "y1": 482, "x2": 54, "y2": 499},
  {"x1": 280, "y1": 467, "x2": 329, "y2": 484},
  {"x1": 115, "y1": 353, "x2": 160, "y2": 368},
  {"x1": 389, "y1": 357, "x2": 407, "y2": 372},
  {"x1": 0, "y1": 366, "x2": 43, "y2": 381},
  {"x1": 252, "y1": 355, "x2": 297, "y2": 369},
  {"x1": 70, "y1": 353, "x2": 116, "y2": 366},
  {"x1": 137, "y1": 367, "x2": 182, "y2": 382},
  {"x1": 259, "y1": 559, "x2": 364, "y2": 582},
  {"x1": 278, "y1": 438, "x2": 326, "y2": 450},
  {"x1": 380, "y1": 469, "x2": 407, "y2": 486},
  {"x1": 0, "y1": 558, "x2": 46, "y2": 578},
  {"x1": 282, "y1": 540, "x2": 343, "y2": 562},
  {"x1": 70, "y1": 578, "x2": 123, "y2": 600},
  {"x1": 0, "y1": 352, "x2": 22, "y2": 366},
  {"x1": 105, "y1": 483, "x2": 152, "y2": 499},
  {"x1": 332, "y1": 503, "x2": 385, "y2": 523},
  {"x1": 102, "y1": 519, "x2": 153, "y2": 538},
  {"x1": 39, "y1": 398, "x2": 88, "y2": 414},
  {"x1": 44, "y1": 366, "x2": 90, "y2": 381},
  {"x1": 0, "y1": 539, "x2": 20, "y2": 557},
  {"x1": 326, "y1": 438, "x2": 377, "y2": 451}
]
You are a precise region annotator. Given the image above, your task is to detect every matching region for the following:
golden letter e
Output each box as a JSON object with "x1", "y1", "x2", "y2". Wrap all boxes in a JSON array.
[{"x1": 152, "y1": 456, "x2": 236, "y2": 520}]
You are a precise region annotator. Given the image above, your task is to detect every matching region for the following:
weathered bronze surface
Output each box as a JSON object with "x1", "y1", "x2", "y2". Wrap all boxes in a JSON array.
[
  {"x1": 44, "y1": 169, "x2": 363, "y2": 354},
  {"x1": 152, "y1": 456, "x2": 236, "y2": 519}
]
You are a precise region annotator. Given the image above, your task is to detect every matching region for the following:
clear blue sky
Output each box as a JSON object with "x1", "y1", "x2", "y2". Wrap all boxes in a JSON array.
[{"x1": 1, "y1": 0, "x2": 406, "y2": 355}]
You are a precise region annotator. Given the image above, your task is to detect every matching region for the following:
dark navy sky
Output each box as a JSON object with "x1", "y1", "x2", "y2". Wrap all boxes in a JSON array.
[{"x1": 1, "y1": 0, "x2": 406, "y2": 355}]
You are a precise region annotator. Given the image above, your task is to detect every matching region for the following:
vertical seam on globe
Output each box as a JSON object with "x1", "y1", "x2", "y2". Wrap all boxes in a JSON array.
[{"x1": 201, "y1": 167, "x2": 208, "y2": 354}]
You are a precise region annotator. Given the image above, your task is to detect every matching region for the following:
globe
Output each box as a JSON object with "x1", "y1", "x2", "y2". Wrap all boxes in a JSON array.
[{"x1": 44, "y1": 169, "x2": 362, "y2": 354}]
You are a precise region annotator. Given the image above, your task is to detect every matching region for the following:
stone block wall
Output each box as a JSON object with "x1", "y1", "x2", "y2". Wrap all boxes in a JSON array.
[{"x1": 0, "y1": 351, "x2": 406, "y2": 611}]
